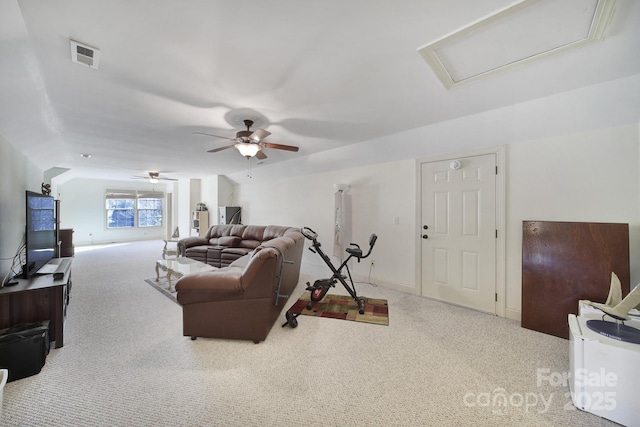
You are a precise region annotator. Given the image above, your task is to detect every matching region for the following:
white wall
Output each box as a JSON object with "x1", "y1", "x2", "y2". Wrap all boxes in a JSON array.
[
  {"x1": 236, "y1": 159, "x2": 417, "y2": 290},
  {"x1": 219, "y1": 175, "x2": 235, "y2": 206},
  {"x1": 56, "y1": 178, "x2": 168, "y2": 245},
  {"x1": 200, "y1": 174, "x2": 237, "y2": 226},
  {"x1": 0, "y1": 136, "x2": 44, "y2": 282},
  {"x1": 505, "y1": 124, "x2": 640, "y2": 319},
  {"x1": 200, "y1": 176, "x2": 218, "y2": 220},
  {"x1": 231, "y1": 124, "x2": 640, "y2": 320},
  {"x1": 176, "y1": 179, "x2": 191, "y2": 240}
]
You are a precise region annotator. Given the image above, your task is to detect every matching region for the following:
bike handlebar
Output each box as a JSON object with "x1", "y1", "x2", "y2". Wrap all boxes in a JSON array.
[
  {"x1": 301, "y1": 227, "x2": 318, "y2": 241},
  {"x1": 303, "y1": 227, "x2": 377, "y2": 259}
]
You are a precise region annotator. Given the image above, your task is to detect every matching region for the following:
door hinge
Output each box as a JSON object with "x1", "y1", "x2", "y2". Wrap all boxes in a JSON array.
[
  {"x1": 495, "y1": 293, "x2": 498, "y2": 302},
  {"x1": 495, "y1": 229, "x2": 498, "y2": 238},
  {"x1": 495, "y1": 166, "x2": 498, "y2": 175}
]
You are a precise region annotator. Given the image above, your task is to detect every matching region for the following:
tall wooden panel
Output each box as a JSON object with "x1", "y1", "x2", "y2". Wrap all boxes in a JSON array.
[{"x1": 522, "y1": 221, "x2": 629, "y2": 339}]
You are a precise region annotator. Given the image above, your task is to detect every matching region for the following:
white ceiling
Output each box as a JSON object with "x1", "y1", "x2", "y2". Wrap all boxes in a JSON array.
[{"x1": 1, "y1": 0, "x2": 639, "y2": 184}]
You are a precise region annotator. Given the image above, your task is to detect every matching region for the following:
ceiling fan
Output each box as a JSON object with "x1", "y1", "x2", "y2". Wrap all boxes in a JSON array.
[
  {"x1": 132, "y1": 172, "x2": 177, "y2": 183},
  {"x1": 194, "y1": 119, "x2": 299, "y2": 159}
]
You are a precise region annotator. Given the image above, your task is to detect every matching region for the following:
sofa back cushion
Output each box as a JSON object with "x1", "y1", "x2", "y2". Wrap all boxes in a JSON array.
[
  {"x1": 207, "y1": 225, "x2": 227, "y2": 245},
  {"x1": 217, "y1": 236, "x2": 240, "y2": 247},
  {"x1": 262, "y1": 235, "x2": 297, "y2": 254},
  {"x1": 263, "y1": 225, "x2": 296, "y2": 241},
  {"x1": 207, "y1": 225, "x2": 225, "y2": 238},
  {"x1": 207, "y1": 224, "x2": 246, "y2": 245},
  {"x1": 240, "y1": 225, "x2": 266, "y2": 249},
  {"x1": 229, "y1": 224, "x2": 247, "y2": 237}
]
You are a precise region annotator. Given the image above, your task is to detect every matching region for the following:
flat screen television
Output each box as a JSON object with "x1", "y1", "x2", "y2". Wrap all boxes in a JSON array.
[{"x1": 23, "y1": 190, "x2": 56, "y2": 279}]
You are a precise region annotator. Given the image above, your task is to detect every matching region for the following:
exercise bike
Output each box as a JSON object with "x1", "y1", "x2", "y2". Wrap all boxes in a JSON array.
[{"x1": 282, "y1": 226, "x2": 377, "y2": 328}]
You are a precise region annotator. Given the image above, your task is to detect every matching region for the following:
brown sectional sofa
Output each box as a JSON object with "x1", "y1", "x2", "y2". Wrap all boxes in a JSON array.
[
  {"x1": 178, "y1": 224, "x2": 270, "y2": 267},
  {"x1": 175, "y1": 224, "x2": 304, "y2": 343}
]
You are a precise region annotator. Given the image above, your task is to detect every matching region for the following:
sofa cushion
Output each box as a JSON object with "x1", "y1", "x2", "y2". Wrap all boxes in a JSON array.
[
  {"x1": 207, "y1": 225, "x2": 226, "y2": 239},
  {"x1": 229, "y1": 253, "x2": 251, "y2": 269},
  {"x1": 262, "y1": 236, "x2": 296, "y2": 253},
  {"x1": 229, "y1": 224, "x2": 247, "y2": 237},
  {"x1": 184, "y1": 245, "x2": 209, "y2": 263},
  {"x1": 221, "y1": 247, "x2": 253, "y2": 267},
  {"x1": 207, "y1": 224, "x2": 246, "y2": 239},
  {"x1": 263, "y1": 225, "x2": 294, "y2": 241},
  {"x1": 218, "y1": 236, "x2": 240, "y2": 247},
  {"x1": 206, "y1": 246, "x2": 224, "y2": 268},
  {"x1": 239, "y1": 225, "x2": 266, "y2": 249}
]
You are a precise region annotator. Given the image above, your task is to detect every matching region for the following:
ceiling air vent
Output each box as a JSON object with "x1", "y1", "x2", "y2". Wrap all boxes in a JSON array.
[{"x1": 70, "y1": 39, "x2": 100, "y2": 69}]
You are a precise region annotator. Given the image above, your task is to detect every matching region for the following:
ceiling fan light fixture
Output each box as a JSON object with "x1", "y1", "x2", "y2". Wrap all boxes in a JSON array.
[
  {"x1": 235, "y1": 142, "x2": 261, "y2": 158},
  {"x1": 148, "y1": 172, "x2": 160, "y2": 183}
]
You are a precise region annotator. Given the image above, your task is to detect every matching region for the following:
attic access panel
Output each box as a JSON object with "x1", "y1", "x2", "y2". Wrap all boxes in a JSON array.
[{"x1": 418, "y1": 0, "x2": 616, "y2": 88}]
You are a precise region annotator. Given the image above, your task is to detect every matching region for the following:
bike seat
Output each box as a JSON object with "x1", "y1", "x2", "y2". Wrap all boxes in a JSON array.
[{"x1": 346, "y1": 247, "x2": 363, "y2": 258}]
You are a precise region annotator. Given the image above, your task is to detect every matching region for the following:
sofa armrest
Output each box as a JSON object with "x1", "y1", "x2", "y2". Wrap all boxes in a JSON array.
[
  {"x1": 177, "y1": 268, "x2": 243, "y2": 293},
  {"x1": 178, "y1": 236, "x2": 209, "y2": 255},
  {"x1": 175, "y1": 268, "x2": 244, "y2": 304}
]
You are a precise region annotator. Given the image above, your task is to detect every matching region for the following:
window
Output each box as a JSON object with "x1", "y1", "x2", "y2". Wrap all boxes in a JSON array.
[
  {"x1": 106, "y1": 189, "x2": 163, "y2": 229},
  {"x1": 138, "y1": 194, "x2": 163, "y2": 227}
]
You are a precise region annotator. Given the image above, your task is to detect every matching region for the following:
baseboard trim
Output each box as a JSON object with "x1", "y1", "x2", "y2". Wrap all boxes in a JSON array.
[
  {"x1": 352, "y1": 273, "x2": 420, "y2": 295},
  {"x1": 505, "y1": 308, "x2": 521, "y2": 322}
]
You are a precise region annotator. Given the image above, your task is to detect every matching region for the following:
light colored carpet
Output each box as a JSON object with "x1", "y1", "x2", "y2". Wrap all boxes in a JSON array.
[{"x1": 0, "y1": 240, "x2": 617, "y2": 426}]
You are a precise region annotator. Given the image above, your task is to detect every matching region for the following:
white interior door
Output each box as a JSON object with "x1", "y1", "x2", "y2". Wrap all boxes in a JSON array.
[{"x1": 421, "y1": 154, "x2": 496, "y2": 313}]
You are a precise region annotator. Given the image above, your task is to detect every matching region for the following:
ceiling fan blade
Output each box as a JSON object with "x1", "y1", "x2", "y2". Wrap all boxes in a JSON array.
[
  {"x1": 262, "y1": 142, "x2": 299, "y2": 152},
  {"x1": 250, "y1": 128, "x2": 271, "y2": 141},
  {"x1": 207, "y1": 145, "x2": 235, "y2": 153},
  {"x1": 160, "y1": 177, "x2": 178, "y2": 181},
  {"x1": 193, "y1": 132, "x2": 236, "y2": 142},
  {"x1": 256, "y1": 150, "x2": 268, "y2": 160}
]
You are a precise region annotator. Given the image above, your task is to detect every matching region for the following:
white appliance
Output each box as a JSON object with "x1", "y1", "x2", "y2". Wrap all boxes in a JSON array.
[{"x1": 569, "y1": 310, "x2": 640, "y2": 426}]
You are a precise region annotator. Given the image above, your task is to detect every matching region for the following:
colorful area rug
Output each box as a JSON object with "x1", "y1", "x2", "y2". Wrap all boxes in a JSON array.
[
  {"x1": 144, "y1": 278, "x2": 179, "y2": 305},
  {"x1": 288, "y1": 292, "x2": 388, "y2": 325}
]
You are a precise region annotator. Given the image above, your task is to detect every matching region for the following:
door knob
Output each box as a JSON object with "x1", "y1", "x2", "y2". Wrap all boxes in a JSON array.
[
  {"x1": 422, "y1": 234, "x2": 428, "y2": 239},
  {"x1": 423, "y1": 225, "x2": 428, "y2": 229}
]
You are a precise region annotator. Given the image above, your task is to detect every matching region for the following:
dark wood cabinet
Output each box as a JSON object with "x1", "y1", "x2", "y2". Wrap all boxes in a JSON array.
[
  {"x1": 0, "y1": 259, "x2": 72, "y2": 348},
  {"x1": 59, "y1": 228, "x2": 74, "y2": 257},
  {"x1": 521, "y1": 221, "x2": 629, "y2": 339}
]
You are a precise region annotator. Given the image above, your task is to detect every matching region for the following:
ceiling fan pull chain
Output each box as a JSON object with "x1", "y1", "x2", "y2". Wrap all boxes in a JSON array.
[{"x1": 247, "y1": 157, "x2": 252, "y2": 178}]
